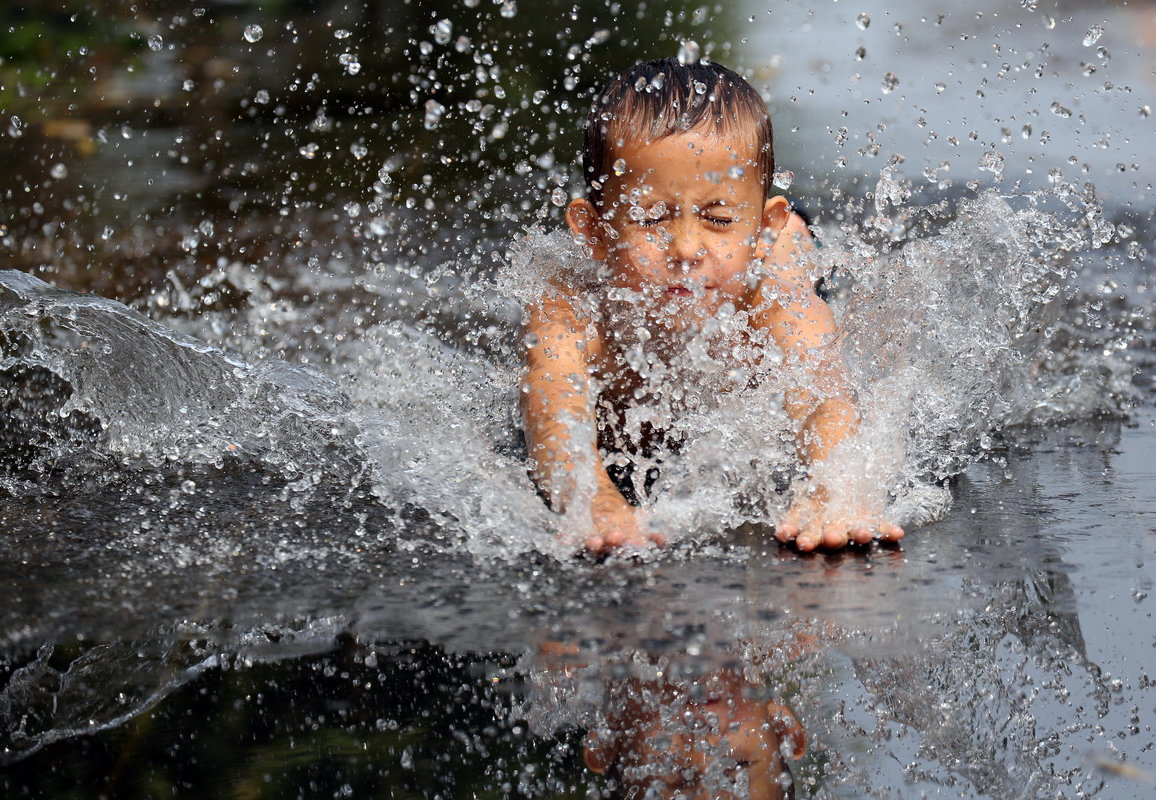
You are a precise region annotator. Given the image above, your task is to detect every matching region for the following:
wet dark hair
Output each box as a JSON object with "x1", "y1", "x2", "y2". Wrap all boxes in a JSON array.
[{"x1": 581, "y1": 58, "x2": 774, "y2": 204}]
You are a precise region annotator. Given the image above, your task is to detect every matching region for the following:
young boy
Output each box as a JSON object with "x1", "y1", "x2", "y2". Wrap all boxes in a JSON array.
[{"x1": 521, "y1": 58, "x2": 903, "y2": 554}]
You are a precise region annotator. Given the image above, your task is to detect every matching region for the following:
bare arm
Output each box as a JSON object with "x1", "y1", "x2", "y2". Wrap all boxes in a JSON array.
[
  {"x1": 752, "y1": 212, "x2": 903, "y2": 549},
  {"x1": 521, "y1": 290, "x2": 662, "y2": 553}
]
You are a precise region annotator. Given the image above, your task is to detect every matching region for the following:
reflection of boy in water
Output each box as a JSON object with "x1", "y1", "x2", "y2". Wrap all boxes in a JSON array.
[
  {"x1": 521, "y1": 58, "x2": 903, "y2": 554},
  {"x1": 582, "y1": 667, "x2": 807, "y2": 800}
]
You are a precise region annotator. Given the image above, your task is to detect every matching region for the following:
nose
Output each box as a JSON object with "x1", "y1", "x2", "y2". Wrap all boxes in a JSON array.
[{"x1": 665, "y1": 218, "x2": 704, "y2": 271}]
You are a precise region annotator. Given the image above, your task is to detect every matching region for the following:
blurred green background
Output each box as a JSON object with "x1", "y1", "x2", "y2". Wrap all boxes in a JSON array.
[{"x1": 0, "y1": 0, "x2": 746, "y2": 299}]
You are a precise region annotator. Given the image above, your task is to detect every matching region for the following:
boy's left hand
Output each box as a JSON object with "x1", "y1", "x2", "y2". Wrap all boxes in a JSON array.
[{"x1": 774, "y1": 488, "x2": 904, "y2": 551}]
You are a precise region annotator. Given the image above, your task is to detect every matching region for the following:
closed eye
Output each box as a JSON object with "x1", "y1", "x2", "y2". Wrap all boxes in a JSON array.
[{"x1": 704, "y1": 216, "x2": 736, "y2": 227}]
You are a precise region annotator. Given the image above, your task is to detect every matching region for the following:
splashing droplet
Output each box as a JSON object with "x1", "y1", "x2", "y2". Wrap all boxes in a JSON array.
[
  {"x1": 299, "y1": 143, "x2": 319, "y2": 159},
  {"x1": 1021, "y1": 124, "x2": 1033, "y2": 139},
  {"x1": 147, "y1": 34, "x2": 164, "y2": 52},
  {"x1": 550, "y1": 187, "x2": 567, "y2": 207},
  {"x1": 49, "y1": 163, "x2": 68, "y2": 180},
  {"x1": 350, "y1": 143, "x2": 368, "y2": 160},
  {"x1": 978, "y1": 150, "x2": 1004, "y2": 179},
  {"x1": 857, "y1": 13, "x2": 871, "y2": 29},
  {"x1": 1083, "y1": 24, "x2": 1104, "y2": 47},
  {"x1": 433, "y1": 19, "x2": 453, "y2": 45},
  {"x1": 881, "y1": 72, "x2": 899, "y2": 94},
  {"x1": 499, "y1": 1, "x2": 517, "y2": 19},
  {"x1": 677, "y1": 40, "x2": 701, "y2": 65},
  {"x1": 424, "y1": 100, "x2": 446, "y2": 130},
  {"x1": 243, "y1": 24, "x2": 264, "y2": 44},
  {"x1": 1140, "y1": 105, "x2": 1151, "y2": 119},
  {"x1": 772, "y1": 170, "x2": 794, "y2": 190},
  {"x1": 854, "y1": 46, "x2": 866, "y2": 61},
  {"x1": 934, "y1": 82, "x2": 946, "y2": 94},
  {"x1": 613, "y1": 158, "x2": 627, "y2": 176},
  {"x1": 1050, "y1": 101, "x2": 1072, "y2": 119}
]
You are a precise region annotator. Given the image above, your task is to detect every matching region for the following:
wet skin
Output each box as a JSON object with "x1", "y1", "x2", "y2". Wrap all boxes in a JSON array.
[
  {"x1": 583, "y1": 669, "x2": 807, "y2": 800},
  {"x1": 522, "y1": 127, "x2": 903, "y2": 554}
]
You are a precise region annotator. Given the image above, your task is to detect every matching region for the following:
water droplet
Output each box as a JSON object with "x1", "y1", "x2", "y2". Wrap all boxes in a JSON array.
[
  {"x1": 856, "y1": 13, "x2": 870, "y2": 29},
  {"x1": 1083, "y1": 24, "x2": 1103, "y2": 46},
  {"x1": 254, "y1": 89, "x2": 270, "y2": 105},
  {"x1": 727, "y1": 166, "x2": 744, "y2": 178},
  {"x1": 338, "y1": 53, "x2": 361, "y2": 75},
  {"x1": 772, "y1": 170, "x2": 794, "y2": 190},
  {"x1": 854, "y1": 46, "x2": 866, "y2": 61},
  {"x1": 978, "y1": 150, "x2": 1004, "y2": 179},
  {"x1": 881, "y1": 72, "x2": 899, "y2": 94},
  {"x1": 299, "y1": 143, "x2": 319, "y2": 159},
  {"x1": 1050, "y1": 101, "x2": 1072, "y2": 118},
  {"x1": 550, "y1": 187, "x2": 567, "y2": 207},
  {"x1": 1021, "y1": 123, "x2": 1032, "y2": 139},
  {"x1": 531, "y1": 89, "x2": 546, "y2": 104},
  {"x1": 677, "y1": 40, "x2": 701, "y2": 65},
  {"x1": 7, "y1": 115, "x2": 22, "y2": 138},
  {"x1": 499, "y1": 1, "x2": 517, "y2": 19},
  {"x1": 424, "y1": 99, "x2": 445, "y2": 130},
  {"x1": 147, "y1": 34, "x2": 164, "y2": 52},
  {"x1": 1043, "y1": 15, "x2": 1056, "y2": 30},
  {"x1": 334, "y1": 29, "x2": 351, "y2": 40},
  {"x1": 243, "y1": 24, "x2": 263, "y2": 44},
  {"x1": 613, "y1": 158, "x2": 627, "y2": 176},
  {"x1": 934, "y1": 82, "x2": 945, "y2": 94},
  {"x1": 693, "y1": 80, "x2": 707, "y2": 95},
  {"x1": 350, "y1": 143, "x2": 368, "y2": 160},
  {"x1": 432, "y1": 19, "x2": 453, "y2": 45},
  {"x1": 49, "y1": 163, "x2": 68, "y2": 179},
  {"x1": 1140, "y1": 105, "x2": 1151, "y2": 118}
]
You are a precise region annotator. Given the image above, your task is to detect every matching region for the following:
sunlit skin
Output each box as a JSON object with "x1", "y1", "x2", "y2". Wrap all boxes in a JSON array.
[{"x1": 521, "y1": 127, "x2": 903, "y2": 553}]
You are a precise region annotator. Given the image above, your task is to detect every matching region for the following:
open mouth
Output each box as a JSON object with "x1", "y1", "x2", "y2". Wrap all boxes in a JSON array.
[{"x1": 667, "y1": 286, "x2": 694, "y2": 297}]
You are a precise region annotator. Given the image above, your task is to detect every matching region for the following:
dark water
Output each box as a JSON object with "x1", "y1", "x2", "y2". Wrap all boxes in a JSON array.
[
  {"x1": 1, "y1": 0, "x2": 1155, "y2": 798},
  {"x1": 2, "y1": 407, "x2": 1155, "y2": 797}
]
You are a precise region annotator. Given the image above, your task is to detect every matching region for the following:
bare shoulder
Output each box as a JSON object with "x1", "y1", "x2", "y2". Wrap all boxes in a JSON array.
[
  {"x1": 749, "y1": 213, "x2": 825, "y2": 323},
  {"x1": 525, "y1": 284, "x2": 603, "y2": 366}
]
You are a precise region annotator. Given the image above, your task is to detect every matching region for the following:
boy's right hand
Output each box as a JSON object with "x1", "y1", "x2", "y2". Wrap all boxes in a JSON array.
[{"x1": 585, "y1": 489, "x2": 666, "y2": 555}]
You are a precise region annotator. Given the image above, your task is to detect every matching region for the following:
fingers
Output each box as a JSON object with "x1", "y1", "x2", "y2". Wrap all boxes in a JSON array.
[
  {"x1": 778, "y1": 518, "x2": 905, "y2": 552},
  {"x1": 774, "y1": 522, "x2": 800, "y2": 544},
  {"x1": 878, "y1": 522, "x2": 905, "y2": 542},
  {"x1": 583, "y1": 520, "x2": 665, "y2": 556}
]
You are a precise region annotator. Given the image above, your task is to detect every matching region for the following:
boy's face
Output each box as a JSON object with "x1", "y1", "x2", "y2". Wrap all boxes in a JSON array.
[{"x1": 567, "y1": 128, "x2": 786, "y2": 325}]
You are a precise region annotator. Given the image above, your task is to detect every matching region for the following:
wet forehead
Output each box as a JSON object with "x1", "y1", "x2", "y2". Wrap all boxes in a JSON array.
[{"x1": 609, "y1": 132, "x2": 763, "y2": 203}]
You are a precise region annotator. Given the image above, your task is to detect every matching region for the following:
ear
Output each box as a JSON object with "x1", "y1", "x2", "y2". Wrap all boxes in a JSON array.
[
  {"x1": 756, "y1": 195, "x2": 792, "y2": 261},
  {"x1": 565, "y1": 198, "x2": 609, "y2": 260},
  {"x1": 582, "y1": 729, "x2": 620, "y2": 774}
]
